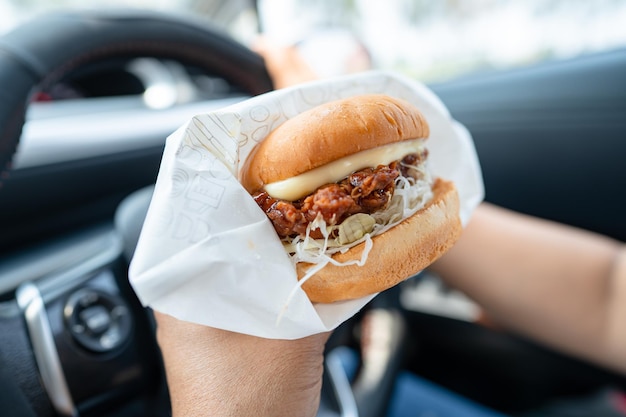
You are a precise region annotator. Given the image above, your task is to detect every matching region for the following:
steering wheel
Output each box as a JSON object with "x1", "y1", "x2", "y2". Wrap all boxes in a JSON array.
[
  {"x1": 0, "y1": 10, "x2": 405, "y2": 417},
  {"x1": 0, "y1": 9, "x2": 273, "y2": 178}
]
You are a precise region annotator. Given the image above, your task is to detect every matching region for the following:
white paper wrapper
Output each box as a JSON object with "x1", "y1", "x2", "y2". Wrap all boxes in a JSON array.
[{"x1": 128, "y1": 71, "x2": 484, "y2": 339}]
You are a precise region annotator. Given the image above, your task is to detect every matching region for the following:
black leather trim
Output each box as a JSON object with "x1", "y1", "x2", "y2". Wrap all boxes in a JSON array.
[{"x1": 0, "y1": 306, "x2": 53, "y2": 417}]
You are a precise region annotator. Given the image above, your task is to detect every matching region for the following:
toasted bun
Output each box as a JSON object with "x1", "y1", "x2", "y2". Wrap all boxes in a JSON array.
[
  {"x1": 298, "y1": 178, "x2": 461, "y2": 303},
  {"x1": 240, "y1": 94, "x2": 429, "y2": 194}
]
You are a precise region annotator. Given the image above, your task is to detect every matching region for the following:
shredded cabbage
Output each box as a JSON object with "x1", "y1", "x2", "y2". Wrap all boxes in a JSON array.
[{"x1": 283, "y1": 161, "x2": 433, "y2": 270}]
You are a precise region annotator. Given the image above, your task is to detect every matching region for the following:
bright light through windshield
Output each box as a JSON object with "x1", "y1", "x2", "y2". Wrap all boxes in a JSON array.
[
  {"x1": 3, "y1": 0, "x2": 626, "y2": 83},
  {"x1": 259, "y1": 0, "x2": 626, "y2": 82}
]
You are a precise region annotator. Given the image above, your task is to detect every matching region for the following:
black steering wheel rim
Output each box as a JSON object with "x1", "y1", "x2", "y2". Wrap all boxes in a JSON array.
[{"x1": 0, "y1": 8, "x2": 274, "y2": 181}]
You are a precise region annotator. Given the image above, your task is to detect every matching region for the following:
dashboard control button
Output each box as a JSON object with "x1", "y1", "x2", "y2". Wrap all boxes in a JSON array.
[
  {"x1": 64, "y1": 289, "x2": 132, "y2": 353},
  {"x1": 80, "y1": 305, "x2": 111, "y2": 334}
]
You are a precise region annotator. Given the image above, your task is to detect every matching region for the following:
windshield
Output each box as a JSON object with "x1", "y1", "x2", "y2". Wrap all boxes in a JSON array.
[
  {"x1": 258, "y1": 0, "x2": 626, "y2": 82},
  {"x1": 0, "y1": 0, "x2": 260, "y2": 43},
  {"x1": 3, "y1": 0, "x2": 626, "y2": 83}
]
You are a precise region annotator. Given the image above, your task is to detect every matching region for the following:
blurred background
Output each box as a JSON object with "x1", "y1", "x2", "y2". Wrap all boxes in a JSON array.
[{"x1": 2, "y1": 0, "x2": 626, "y2": 84}]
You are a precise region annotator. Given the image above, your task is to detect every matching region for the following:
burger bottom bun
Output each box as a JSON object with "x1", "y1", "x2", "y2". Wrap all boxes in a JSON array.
[{"x1": 298, "y1": 178, "x2": 462, "y2": 303}]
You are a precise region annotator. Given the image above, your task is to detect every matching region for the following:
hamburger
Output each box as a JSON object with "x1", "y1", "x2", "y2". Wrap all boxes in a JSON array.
[{"x1": 240, "y1": 94, "x2": 462, "y2": 303}]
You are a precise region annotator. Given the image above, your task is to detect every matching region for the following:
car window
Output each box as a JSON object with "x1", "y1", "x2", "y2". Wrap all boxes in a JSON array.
[
  {"x1": 258, "y1": 0, "x2": 626, "y2": 83},
  {"x1": 0, "y1": 0, "x2": 260, "y2": 43},
  {"x1": 4, "y1": 0, "x2": 626, "y2": 84}
]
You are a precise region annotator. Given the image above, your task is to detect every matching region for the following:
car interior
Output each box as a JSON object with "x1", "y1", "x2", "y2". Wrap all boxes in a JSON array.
[{"x1": 1, "y1": 6, "x2": 625, "y2": 417}]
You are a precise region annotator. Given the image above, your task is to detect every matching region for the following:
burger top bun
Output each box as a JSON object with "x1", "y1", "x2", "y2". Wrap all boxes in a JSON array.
[{"x1": 240, "y1": 94, "x2": 430, "y2": 194}]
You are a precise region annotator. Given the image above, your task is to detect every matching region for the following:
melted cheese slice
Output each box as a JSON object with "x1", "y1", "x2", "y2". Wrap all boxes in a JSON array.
[{"x1": 265, "y1": 139, "x2": 426, "y2": 201}]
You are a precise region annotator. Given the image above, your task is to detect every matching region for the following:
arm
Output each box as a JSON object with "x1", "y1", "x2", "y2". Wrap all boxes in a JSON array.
[
  {"x1": 155, "y1": 311, "x2": 329, "y2": 417},
  {"x1": 430, "y1": 203, "x2": 626, "y2": 372}
]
